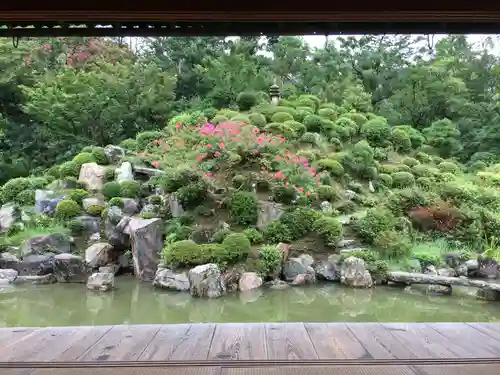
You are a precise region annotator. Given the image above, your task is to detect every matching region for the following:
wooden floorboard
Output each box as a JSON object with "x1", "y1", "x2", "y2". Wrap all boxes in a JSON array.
[{"x1": 0, "y1": 323, "x2": 499, "y2": 362}]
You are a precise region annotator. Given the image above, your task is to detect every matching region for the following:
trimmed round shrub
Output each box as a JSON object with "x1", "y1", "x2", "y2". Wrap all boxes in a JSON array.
[
  {"x1": 271, "y1": 112, "x2": 294, "y2": 123},
  {"x1": 294, "y1": 107, "x2": 314, "y2": 122},
  {"x1": 415, "y1": 151, "x2": 432, "y2": 163},
  {"x1": 136, "y1": 131, "x2": 163, "y2": 151},
  {"x1": 335, "y1": 117, "x2": 358, "y2": 134},
  {"x1": 280, "y1": 207, "x2": 322, "y2": 240},
  {"x1": 231, "y1": 114, "x2": 251, "y2": 124},
  {"x1": 329, "y1": 137, "x2": 343, "y2": 151},
  {"x1": 217, "y1": 108, "x2": 239, "y2": 119},
  {"x1": 91, "y1": 147, "x2": 108, "y2": 165},
  {"x1": 416, "y1": 177, "x2": 433, "y2": 188},
  {"x1": 163, "y1": 240, "x2": 201, "y2": 267},
  {"x1": 300, "y1": 132, "x2": 318, "y2": 145},
  {"x1": 1, "y1": 177, "x2": 31, "y2": 203},
  {"x1": 248, "y1": 113, "x2": 267, "y2": 128},
  {"x1": 203, "y1": 108, "x2": 218, "y2": 120},
  {"x1": 264, "y1": 221, "x2": 293, "y2": 243},
  {"x1": 148, "y1": 195, "x2": 163, "y2": 205},
  {"x1": 393, "y1": 164, "x2": 412, "y2": 173},
  {"x1": 271, "y1": 185, "x2": 297, "y2": 205},
  {"x1": 303, "y1": 115, "x2": 323, "y2": 132},
  {"x1": 316, "y1": 185, "x2": 340, "y2": 202},
  {"x1": 312, "y1": 216, "x2": 343, "y2": 244},
  {"x1": 402, "y1": 157, "x2": 419, "y2": 167},
  {"x1": 81, "y1": 146, "x2": 94, "y2": 153},
  {"x1": 59, "y1": 161, "x2": 80, "y2": 178},
  {"x1": 212, "y1": 115, "x2": 228, "y2": 125},
  {"x1": 73, "y1": 152, "x2": 96, "y2": 167},
  {"x1": 68, "y1": 219, "x2": 84, "y2": 235},
  {"x1": 236, "y1": 92, "x2": 258, "y2": 111},
  {"x1": 390, "y1": 129, "x2": 412, "y2": 153},
  {"x1": 263, "y1": 123, "x2": 296, "y2": 138},
  {"x1": 438, "y1": 161, "x2": 460, "y2": 174},
  {"x1": 344, "y1": 112, "x2": 368, "y2": 127},
  {"x1": 361, "y1": 118, "x2": 390, "y2": 147},
  {"x1": 86, "y1": 204, "x2": 105, "y2": 217},
  {"x1": 374, "y1": 230, "x2": 412, "y2": 259},
  {"x1": 284, "y1": 120, "x2": 306, "y2": 137},
  {"x1": 67, "y1": 189, "x2": 90, "y2": 205},
  {"x1": 176, "y1": 181, "x2": 208, "y2": 209},
  {"x1": 30, "y1": 176, "x2": 51, "y2": 189},
  {"x1": 160, "y1": 167, "x2": 201, "y2": 193},
  {"x1": 316, "y1": 159, "x2": 344, "y2": 177},
  {"x1": 377, "y1": 173, "x2": 392, "y2": 187},
  {"x1": 15, "y1": 189, "x2": 35, "y2": 206},
  {"x1": 228, "y1": 191, "x2": 258, "y2": 225},
  {"x1": 102, "y1": 181, "x2": 121, "y2": 200},
  {"x1": 119, "y1": 180, "x2": 141, "y2": 198},
  {"x1": 318, "y1": 108, "x2": 337, "y2": 121},
  {"x1": 46, "y1": 165, "x2": 61, "y2": 179},
  {"x1": 108, "y1": 197, "x2": 124, "y2": 208},
  {"x1": 222, "y1": 233, "x2": 252, "y2": 261},
  {"x1": 231, "y1": 174, "x2": 248, "y2": 189},
  {"x1": 119, "y1": 139, "x2": 137, "y2": 151},
  {"x1": 353, "y1": 208, "x2": 396, "y2": 243},
  {"x1": 258, "y1": 245, "x2": 281, "y2": 277},
  {"x1": 243, "y1": 228, "x2": 264, "y2": 245},
  {"x1": 392, "y1": 171, "x2": 415, "y2": 188},
  {"x1": 55, "y1": 199, "x2": 81, "y2": 220},
  {"x1": 212, "y1": 229, "x2": 232, "y2": 244},
  {"x1": 411, "y1": 164, "x2": 438, "y2": 178}
]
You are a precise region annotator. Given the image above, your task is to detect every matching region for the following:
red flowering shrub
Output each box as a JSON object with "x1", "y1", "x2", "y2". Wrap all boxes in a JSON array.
[{"x1": 409, "y1": 201, "x2": 464, "y2": 233}]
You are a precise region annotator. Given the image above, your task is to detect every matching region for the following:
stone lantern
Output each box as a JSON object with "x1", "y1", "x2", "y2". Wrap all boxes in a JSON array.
[{"x1": 269, "y1": 84, "x2": 280, "y2": 106}]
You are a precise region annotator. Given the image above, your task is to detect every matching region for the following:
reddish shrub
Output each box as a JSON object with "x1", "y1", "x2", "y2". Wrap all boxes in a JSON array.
[{"x1": 409, "y1": 201, "x2": 464, "y2": 233}]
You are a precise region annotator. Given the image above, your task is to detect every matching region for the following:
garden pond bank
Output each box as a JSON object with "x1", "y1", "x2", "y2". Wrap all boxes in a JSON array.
[{"x1": 0, "y1": 276, "x2": 499, "y2": 328}]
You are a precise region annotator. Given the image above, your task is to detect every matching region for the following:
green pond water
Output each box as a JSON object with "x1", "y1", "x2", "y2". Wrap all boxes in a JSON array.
[{"x1": 0, "y1": 276, "x2": 499, "y2": 327}]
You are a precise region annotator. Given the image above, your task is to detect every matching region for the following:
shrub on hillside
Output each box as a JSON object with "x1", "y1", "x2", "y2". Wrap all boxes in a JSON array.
[
  {"x1": 312, "y1": 216, "x2": 343, "y2": 244},
  {"x1": 280, "y1": 207, "x2": 322, "y2": 240},
  {"x1": 390, "y1": 129, "x2": 412, "y2": 153},
  {"x1": 176, "y1": 181, "x2": 208, "y2": 209},
  {"x1": 119, "y1": 138, "x2": 137, "y2": 151},
  {"x1": 236, "y1": 92, "x2": 258, "y2": 111},
  {"x1": 243, "y1": 228, "x2": 264, "y2": 244},
  {"x1": 91, "y1": 147, "x2": 108, "y2": 165},
  {"x1": 415, "y1": 151, "x2": 432, "y2": 163},
  {"x1": 231, "y1": 114, "x2": 251, "y2": 124},
  {"x1": 102, "y1": 181, "x2": 121, "y2": 200},
  {"x1": 344, "y1": 112, "x2": 368, "y2": 127},
  {"x1": 377, "y1": 173, "x2": 392, "y2": 187},
  {"x1": 303, "y1": 115, "x2": 323, "y2": 132},
  {"x1": 411, "y1": 164, "x2": 437, "y2": 178},
  {"x1": 73, "y1": 152, "x2": 96, "y2": 167},
  {"x1": 15, "y1": 189, "x2": 35, "y2": 206},
  {"x1": 335, "y1": 117, "x2": 358, "y2": 135},
  {"x1": 119, "y1": 180, "x2": 141, "y2": 198},
  {"x1": 263, "y1": 122, "x2": 296, "y2": 138},
  {"x1": 318, "y1": 107, "x2": 337, "y2": 121},
  {"x1": 55, "y1": 199, "x2": 81, "y2": 220},
  {"x1": 271, "y1": 112, "x2": 294, "y2": 123},
  {"x1": 228, "y1": 191, "x2": 258, "y2": 225},
  {"x1": 136, "y1": 131, "x2": 163, "y2": 151},
  {"x1": 392, "y1": 171, "x2": 415, "y2": 188},
  {"x1": 1, "y1": 177, "x2": 32, "y2": 203},
  {"x1": 402, "y1": 157, "x2": 420, "y2": 167},
  {"x1": 374, "y1": 230, "x2": 412, "y2": 259},
  {"x1": 316, "y1": 159, "x2": 344, "y2": 177},
  {"x1": 67, "y1": 189, "x2": 90, "y2": 205},
  {"x1": 316, "y1": 185, "x2": 340, "y2": 202},
  {"x1": 222, "y1": 233, "x2": 252, "y2": 262},
  {"x1": 109, "y1": 197, "x2": 124, "y2": 208},
  {"x1": 284, "y1": 120, "x2": 306, "y2": 137},
  {"x1": 160, "y1": 167, "x2": 201, "y2": 193},
  {"x1": 353, "y1": 208, "x2": 396, "y2": 243},
  {"x1": 86, "y1": 204, "x2": 105, "y2": 217},
  {"x1": 248, "y1": 113, "x2": 267, "y2": 128},
  {"x1": 258, "y1": 245, "x2": 281, "y2": 278},
  {"x1": 438, "y1": 161, "x2": 460, "y2": 174},
  {"x1": 212, "y1": 115, "x2": 228, "y2": 125},
  {"x1": 264, "y1": 221, "x2": 293, "y2": 243},
  {"x1": 300, "y1": 132, "x2": 318, "y2": 145},
  {"x1": 361, "y1": 118, "x2": 390, "y2": 147},
  {"x1": 59, "y1": 161, "x2": 80, "y2": 178}
]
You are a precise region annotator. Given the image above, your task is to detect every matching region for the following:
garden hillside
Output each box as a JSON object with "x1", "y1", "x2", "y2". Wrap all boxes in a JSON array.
[{"x1": 1, "y1": 35, "x2": 500, "y2": 298}]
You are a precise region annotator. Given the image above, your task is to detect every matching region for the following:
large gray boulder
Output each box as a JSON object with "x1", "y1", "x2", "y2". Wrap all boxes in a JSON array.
[
  {"x1": 0, "y1": 269, "x2": 18, "y2": 284},
  {"x1": 115, "y1": 162, "x2": 134, "y2": 182},
  {"x1": 126, "y1": 217, "x2": 163, "y2": 282},
  {"x1": 79, "y1": 162, "x2": 107, "y2": 191},
  {"x1": 85, "y1": 242, "x2": 114, "y2": 268},
  {"x1": 53, "y1": 253, "x2": 90, "y2": 283},
  {"x1": 283, "y1": 256, "x2": 316, "y2": 284},
  {"x1": 188, "y1": 263, "x2": 226, "y2": 298},
  {"x1": 21, "y1": 233, "x2": 71, "y2": 257},
  {"x1": 238, "y1": 272, "x2": 263, "y2": 292},
  {"x1": 34, "y1": 190, "x2": 65, "y2": 217},
  {"x1": 340, "y1": 256, "x2": 373, "y2": 288},
  {"x1": 0, "y1": 203, "x2": 19, "y2": 232},
  {"x1": 257, "y1": 201, "x2": 284, "y2": 231},
  {"x1": 87, "y1": 272, "x2": 114, "y2": 292},
  {"x1": 104, "y1": 145, "x2": 125, "y2": 164},
  {"x1": 153, "y1": 268, "x2": 190, "y2": 292}
]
